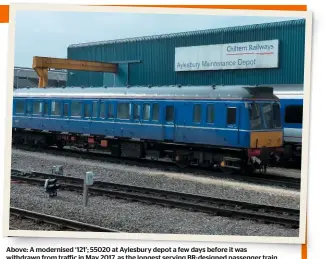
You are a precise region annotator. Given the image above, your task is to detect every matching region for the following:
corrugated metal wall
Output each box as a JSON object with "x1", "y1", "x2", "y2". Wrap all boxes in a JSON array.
[{"x1": 67, "y1": 19, "x2": 305, "y2": 87}]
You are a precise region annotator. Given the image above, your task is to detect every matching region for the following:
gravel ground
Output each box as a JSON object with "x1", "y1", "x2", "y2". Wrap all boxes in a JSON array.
[
  {"x1": 9, "y1": 183, "x2": 299, "y2": 237},
  {"x1": 10, "y1": 215, "x2": 62, "y2": 231},
  {"x1": 11, "y1": 149, "x2": 301, "y2": 210}
]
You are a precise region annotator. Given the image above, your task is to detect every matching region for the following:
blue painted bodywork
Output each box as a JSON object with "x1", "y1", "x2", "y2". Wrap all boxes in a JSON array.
[
  {"x1": 279, "y1": 98, "x2": 303, "y2": 145},
  {"x1": 12, "y1": 86, "x2": 282, "y2": 150}
]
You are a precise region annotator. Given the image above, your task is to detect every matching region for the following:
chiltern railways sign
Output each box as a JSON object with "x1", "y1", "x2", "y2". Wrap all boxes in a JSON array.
[{"x1": 175, "y1": 40, "x2": 279, "y2": 71}]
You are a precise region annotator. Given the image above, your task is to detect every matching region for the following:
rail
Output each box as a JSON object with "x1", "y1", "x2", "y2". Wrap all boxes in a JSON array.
[{"x1": 11, "y1": 169, "x2": 300, "y2": 229}]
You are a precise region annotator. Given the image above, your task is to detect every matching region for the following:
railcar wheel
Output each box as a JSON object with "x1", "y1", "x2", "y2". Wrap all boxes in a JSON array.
[
  {"x1": 175, "y1": 160, "x2": 189, "y2": 169},
  {"x1": 239, "y1": 164, "x2": 256, "y2": 175},
  {"x1": 175, "y1": 155, "x2": 190, "y2": 169},
  {"x1": 56, "y1": 141, "x2": 64, "y2": 150},
  {"x1": 220, "y1": 167, "x2": 235, "y2": 174}
]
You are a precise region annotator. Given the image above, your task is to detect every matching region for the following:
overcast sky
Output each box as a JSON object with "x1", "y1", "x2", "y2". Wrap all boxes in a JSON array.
[{"x1": 14, "y1": 10, "x2": 301, "y2": 67}]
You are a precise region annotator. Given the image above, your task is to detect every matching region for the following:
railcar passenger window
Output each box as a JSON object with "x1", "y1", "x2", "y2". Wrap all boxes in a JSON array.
[
  {"x1": 44, "y1": 102, "x2": 49, "y2": 115},
  {"x1": 165, "y1": 106, "x2": 174, "y2": 123},
  {"x1": 108, "y1": 103, "x2": 114, "y2": 119},
  {"x1": 92, "y1": 102, "x2": 98, "y2": 118},
  {"x1": 207, "y1": 104, "x2": 214, "y2": 124},
  {"x1": 15, "y1": 100, "x2": 25, "y2": 114},
  {"x1": 133, "y1": 104, "x2": 140, "y2": 120},
  {"x1": 84, "y1": 103, "x2": 91, "y2": 118},
  {"x1": 285, "y1": 105, "x2": 303, "y2": 124},
  {"x1": 227, "y1": 107, "x2": 237, "y2": 125},
  {"x1": 33, "y1": 101, "x2": 43, "y2": 115},
  {"x1": 63, "y1": 103, "x2": 69, "y2": 117},
  {"x1": 193, "y1": 104, "x2": 202, "y2": 123},
  {"x1": 27, "y1": 102, "x2": 32, "y2": 115},
  {"x1": 117, "y1": 103, "x2": 130, "y2": 119},
  {"x1": 143, "y1": 104, "x2": 150, "y2": 120},
  {"x1": 100, "y1": 103, "x2": 106, "y2": 118},
  {"x1": 71, "y1": 102, "x2": 82, "y2": 117},
  {"x1": 51, "y1": 101, "x2": 61, "y2": 116},
  {"x1": 153, "y1": 104, "x2": 159, "y2": 121}
]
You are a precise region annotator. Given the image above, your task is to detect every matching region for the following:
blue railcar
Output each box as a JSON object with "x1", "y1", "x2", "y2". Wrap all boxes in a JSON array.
[
  {"x1": 12, "y1": 85, "x2": 283, "y2": 173},
  {"x1": 274, "y1": 88, "x2": 303, "y2": 163}
]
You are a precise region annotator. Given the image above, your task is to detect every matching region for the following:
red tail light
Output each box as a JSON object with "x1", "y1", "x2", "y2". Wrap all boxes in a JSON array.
[{"x1": 248, "y1": 148, "x2": 261, "y2": 157}]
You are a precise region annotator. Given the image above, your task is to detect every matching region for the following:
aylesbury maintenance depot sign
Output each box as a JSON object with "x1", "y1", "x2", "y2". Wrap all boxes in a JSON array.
[{"x1": 175, "y1": 40, "x2": 279, "y2": 71}]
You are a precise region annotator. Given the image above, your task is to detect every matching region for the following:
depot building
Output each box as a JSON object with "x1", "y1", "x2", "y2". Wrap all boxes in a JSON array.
[{"x1": 66, "y1": 19, "x2": 306, "y2": 88}]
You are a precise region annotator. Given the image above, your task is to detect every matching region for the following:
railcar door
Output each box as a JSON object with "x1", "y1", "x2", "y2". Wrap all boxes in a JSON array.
[
  {"x1": 62, "y1": 102, "x2": 70, "y2": 132},
  {"x1": 163, "y1": 104, "x2": 175, "y2": 141},
  {"x1": 225, "y1": 104, "x2": 240, "y2": 145}
]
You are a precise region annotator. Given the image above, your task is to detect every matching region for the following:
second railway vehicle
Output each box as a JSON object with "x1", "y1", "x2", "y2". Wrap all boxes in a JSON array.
[
  {"x1": 12, "y1": 85, "x2": 283, "y2": 174},
  {"x1": 274, "y1": 87, "x2": 303, "y2": 165}
]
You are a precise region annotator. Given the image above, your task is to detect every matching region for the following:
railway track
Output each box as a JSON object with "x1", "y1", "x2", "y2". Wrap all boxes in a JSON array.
[
  {"x1": 10, "y1": 207, "x2": 118, "y2": 232},
  {"x1": 12, "y1": 145, "x2": 301, "y2": 190},
  {"x1": 11, "y1": 169, "x2": 300, "y2": 229}
]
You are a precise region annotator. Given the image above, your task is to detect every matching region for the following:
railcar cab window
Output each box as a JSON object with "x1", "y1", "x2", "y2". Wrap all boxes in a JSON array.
[
  {"x1": 285, "y1": 105, "x2": 303, "y2": 124},
  {"x1": 15, "y1": 100, "x2": 25, "y2": 114},
  {"x1": 207, "y1": 104, "x2": 214, "y2": 124},
  {"x1": 273, "y1": 103, "x2": 282, "y2": 128},
  {"x1": 193, "y1": 104, "x2": 202, "y2": 123},
  {"x1": 51, "y1": 101, "x2": 61, "y2": 116},
  {"x1": 33, "y1": 101, "x2": 43, "y2": 115},
  {"x1": 227, "y1": 107, "x2": 236, "y2": 125},
  {"x1": 248, "y1": 103, "x2": 262, "y2": 130},
  {"x1": 261, "y1": 103, "x2": 274, "y2": 128},
  {"x1": 133, "y1": 104, "x2": 140, "y2": 120},
  {"x1": 117, "y1": 103, "x2": 131, "y2": 119},
  {"x1": 143, "y1": 104, "x2": 150, "y2": 121},
  {"x1": 153, "y1": 104, "x2": 159, "y2": 121},
  {"x1": 71, "y1": 101, "x2": 81, "y2": 117},
  {"x1": 165, "y1": 106, "x2": 174, "y2": 123}
]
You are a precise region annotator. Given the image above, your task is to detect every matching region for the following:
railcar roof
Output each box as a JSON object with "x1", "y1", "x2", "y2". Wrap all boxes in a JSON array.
[{"x1": 13, "y1": 85, "x2": 279, "y2": 100}]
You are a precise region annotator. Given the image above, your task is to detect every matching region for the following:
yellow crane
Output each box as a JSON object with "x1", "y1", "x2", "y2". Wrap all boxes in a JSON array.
[{"x1": 32, "y1": 56, "x2": 118, "y2": 88}]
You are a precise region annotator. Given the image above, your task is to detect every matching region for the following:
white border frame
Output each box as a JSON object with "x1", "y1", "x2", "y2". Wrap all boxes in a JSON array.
[{"x1": 2, "y1": 3, "x2": 313, "y2": 245}]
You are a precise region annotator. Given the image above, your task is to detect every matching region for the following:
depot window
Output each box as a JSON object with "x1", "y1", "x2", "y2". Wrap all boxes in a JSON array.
[
  {"x1": 51, "y1": 101, "x2": 61, "y2": 116},
  {"x1": 133, "y1": 104, "x2": 140, "y2": 120},
  {"x1": 143, "y1": 104, "x2": 150, "y2": 120},
  {"x1": 15, "y1": 100, "x2": 25, "y2": 114},
  {"x1": 71, "y1": 101, "x2": 82, "y2": 117},
  {"x1": 153, "y1": 104, "x2": 159, "y2": 121},
  {"x1": 193, "y1": 104, "x2": 202, "y2": 123},
  {"x1": 206, "y1": 104, "x2": 214, "y2": 124},
  {"x1": 227, "y1": 107, "x2": 237, "y2": 125},
  {"x1": 117, "y1": 103, "x2": 131, "y2": 119},
  {"x1": 285, "y1": 105, "x2": 303, "y2": 124}
]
